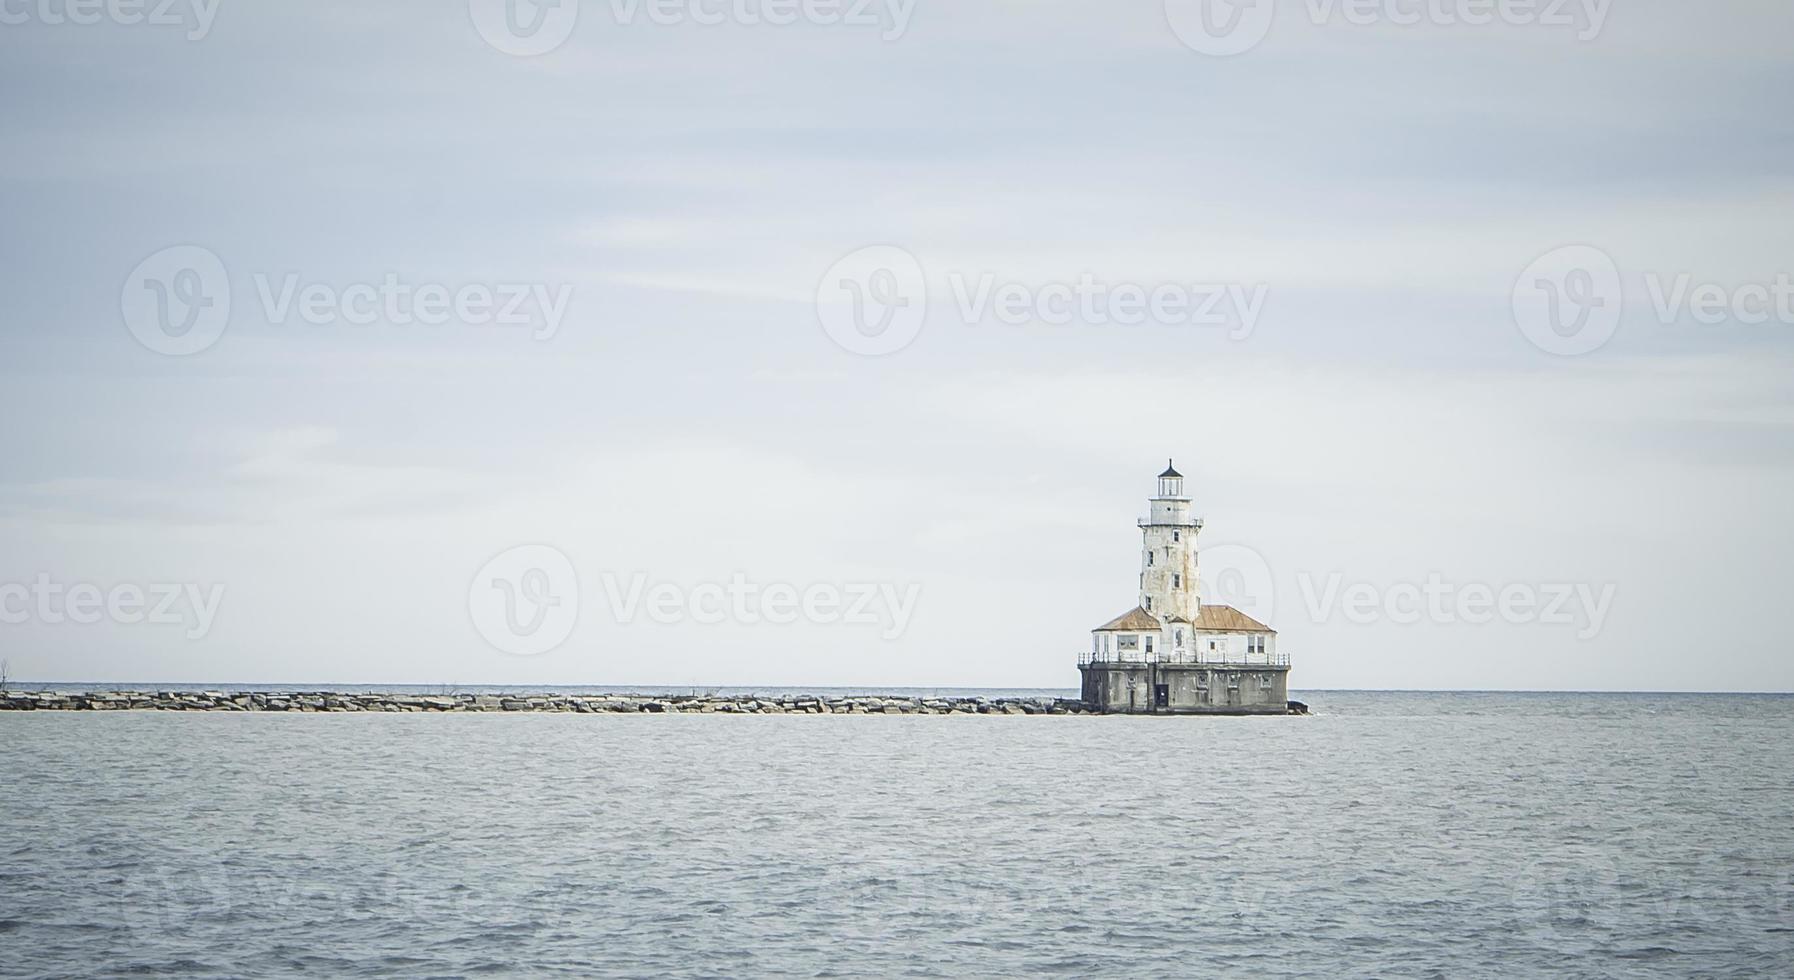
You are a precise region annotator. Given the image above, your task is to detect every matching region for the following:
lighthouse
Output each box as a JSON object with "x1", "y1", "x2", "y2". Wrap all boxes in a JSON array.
[
  {"x1": 1079, "y1": 461, "x2": 1293, "y2": 715},
  {"x1": 1138, "y1": 460, "x2": 1201, "y2": 626}
]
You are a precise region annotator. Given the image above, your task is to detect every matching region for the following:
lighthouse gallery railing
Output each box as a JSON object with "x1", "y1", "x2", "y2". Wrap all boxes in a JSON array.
[{"x1": 1078, "y1": 650, "x2": 1290, "y2": 667}]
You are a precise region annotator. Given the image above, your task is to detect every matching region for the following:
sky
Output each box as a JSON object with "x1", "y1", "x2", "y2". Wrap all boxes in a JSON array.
[{"x1": 1, "y1": 0, "x2": 1792, "y2": 691}]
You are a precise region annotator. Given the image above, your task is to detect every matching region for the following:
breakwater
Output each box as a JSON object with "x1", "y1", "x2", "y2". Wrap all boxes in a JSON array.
[
  {"x1": 1, "y1": 691, "x2": 1310, "y2": 714},
  {"x1": 0, "y1": 690, "x2": 1100, "y2": 714}
]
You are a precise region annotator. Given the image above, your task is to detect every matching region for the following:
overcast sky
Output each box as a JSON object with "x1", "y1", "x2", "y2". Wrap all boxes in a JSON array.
[{"x1": 2, "y1": 0, "x2": 1791, "y2": 691}]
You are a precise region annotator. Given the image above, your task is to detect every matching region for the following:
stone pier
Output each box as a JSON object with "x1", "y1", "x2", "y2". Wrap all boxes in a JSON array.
[
  {"x1": 0, "y1": 691, "x2": 1096, "y2": 714},
  {"x1": 0, "y1": 690, "x2": 1310, "y2": 714}
]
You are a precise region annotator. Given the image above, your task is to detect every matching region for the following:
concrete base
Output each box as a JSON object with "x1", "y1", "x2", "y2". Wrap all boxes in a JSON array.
[{"x1": 1079, "y1": 663, "x2": 1291, "y2": 715}]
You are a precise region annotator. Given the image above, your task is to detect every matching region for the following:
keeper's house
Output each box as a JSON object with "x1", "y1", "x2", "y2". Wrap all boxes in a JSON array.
[{"x1": 1078, "y1": 462, "x2": 1292, "y2": 715}]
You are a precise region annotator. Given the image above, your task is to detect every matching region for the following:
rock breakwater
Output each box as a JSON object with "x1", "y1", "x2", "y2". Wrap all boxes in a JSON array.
[{"x1": 0, "y1": 691, "x2": 1100, "y2": 714}]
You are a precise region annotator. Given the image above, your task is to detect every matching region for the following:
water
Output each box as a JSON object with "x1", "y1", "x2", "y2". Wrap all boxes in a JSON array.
[{"x1": 3, "y1": 691, "x2": 1790, "y2": 977}]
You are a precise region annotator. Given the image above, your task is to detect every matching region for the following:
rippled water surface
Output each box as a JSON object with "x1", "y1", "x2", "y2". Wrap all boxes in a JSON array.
[{"x1": 4, "y1": 691, "x2": 1792, "y2": 977}]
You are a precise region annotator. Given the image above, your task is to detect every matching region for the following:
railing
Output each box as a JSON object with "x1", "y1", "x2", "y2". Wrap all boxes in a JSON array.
[{"x1": 1078, "y1": 650, "x2": 1289, "y2": 668}]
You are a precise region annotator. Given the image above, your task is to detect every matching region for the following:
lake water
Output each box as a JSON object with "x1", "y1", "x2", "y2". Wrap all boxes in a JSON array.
[{"x1": 3, "y1": 691, "x2": 1791, "y2": 977}]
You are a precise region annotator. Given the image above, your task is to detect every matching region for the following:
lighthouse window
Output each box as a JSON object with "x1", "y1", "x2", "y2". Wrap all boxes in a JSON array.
[
  {"x1": 1118, "y1": 635, "x2": 1139, "y2": 652},
  {"x1": 1144, "y1": 635, "x2": 1155, "y2": 654},
  {"x1": 1147, "y1": 552, "x2": 1154, "y2": 567},
  {"x1": 1248, "y1": 635, "x2": 1266, "y2": 654},
  {"x1": 1173, "y1": 531, "x2": 1180, "y2": 542},
  {"x1": 1173, "y1": 574, "x2": 1181, "y2": 589}
]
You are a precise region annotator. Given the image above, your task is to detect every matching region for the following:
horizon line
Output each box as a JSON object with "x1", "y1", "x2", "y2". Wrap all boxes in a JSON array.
[{"x1": 6, "y1": 681, "x2": 1793, "y2": 697}]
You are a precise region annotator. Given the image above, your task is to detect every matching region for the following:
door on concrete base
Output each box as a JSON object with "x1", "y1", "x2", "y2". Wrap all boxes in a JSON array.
[{"x1": 1154, "y1": 684, "x2": 1169, "y2": 709}]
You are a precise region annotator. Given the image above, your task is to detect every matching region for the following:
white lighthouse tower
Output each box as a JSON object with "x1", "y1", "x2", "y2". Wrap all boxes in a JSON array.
[
  {"x1": 1080, "y1": 459, "x2": 1290, "y2": 714},
  {"x1": 1138, "y1": 459, "x2": 1202, "y2": 626}
]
